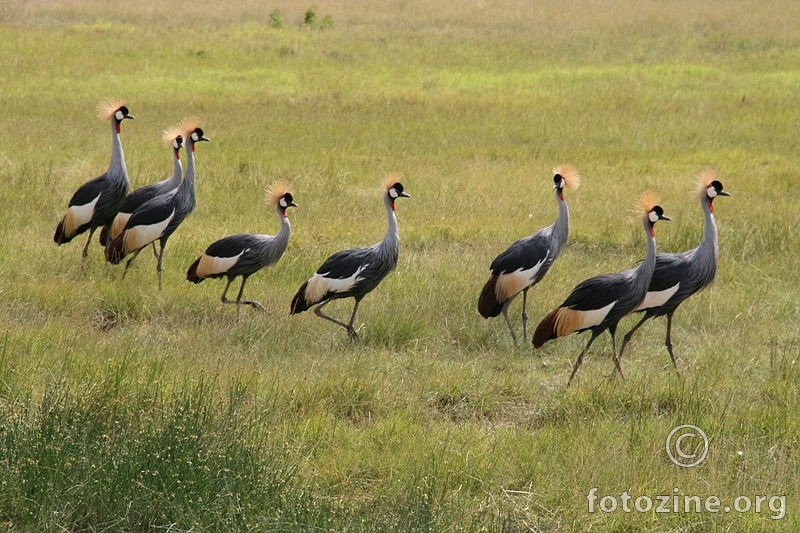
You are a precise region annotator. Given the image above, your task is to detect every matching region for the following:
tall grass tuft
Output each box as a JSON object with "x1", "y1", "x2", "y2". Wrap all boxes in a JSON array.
[{"x1": 0, "y1": 361, "x2": 310, "y2": 532}]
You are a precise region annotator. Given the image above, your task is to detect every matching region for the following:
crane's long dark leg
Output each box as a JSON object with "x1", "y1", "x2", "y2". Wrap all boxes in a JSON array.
[
  {"x1": 122, "y1": 248, "x2": 144, "y2": 279},
  {"x1": 155, "y1": 239, "x2": 167, "y2": 291},
  {"x1": 619, "y1": 313, "x2": 650, "y2": 361},
  {"x1": 501, "y1": 302, "x2": 518, "y2": 345},
  {"x1": 81, "y1": 227, "x2": 97, "y2": 261},
  {"x1": 609, "y1": 326, "x2": 625, "y2": 380},
  {"x1": 219, "y1": 277, "x2": 234, "y2": 304},
  {"x1": 313, "y1": 301, "x2": 349, "y2": 329},
  {"x1": 345, "y1": 299, "x2": 362, "y2": 340},
  {"x1": 151, "y1": 241, "x2": 160, "y2": 259},
  {"x1": 314, "y1": 299, "x2": 360, "y2": 340},
  {"x1": 233, "y1": 276, "x2": 264, "y2": 312},
  {"x1": 521, "y1": 288, "x2": 529, "y2": 342},
  {"x1": 568, "y1": 332, "x2": 599, "y2": 386},
  {"x1": 665, "y1": 313, "x2": 680, "y2": 376}
]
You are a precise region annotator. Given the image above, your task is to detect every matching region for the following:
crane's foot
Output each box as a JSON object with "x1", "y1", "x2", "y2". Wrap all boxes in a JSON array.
[
  {"x1": 245, "y1": 300, "x2": 265, "y2": 312},
  {"x1": 346, "y1": 327, "x2": 360, "y2": 341}
]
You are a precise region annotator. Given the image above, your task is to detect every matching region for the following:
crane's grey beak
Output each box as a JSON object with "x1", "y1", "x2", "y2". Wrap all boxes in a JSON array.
[
  {"x1": 660, "y1": 214, "x2": 672, "y2": 221},
  {"x1": 400, "y1": 192, "x2": 411, "y2": 198},
  {"x1": 719, "y1": 190, "x2": 731, "y2": 197},
  {"x1": 289, "y1": 201, "x2": 298, "y2": 207}
]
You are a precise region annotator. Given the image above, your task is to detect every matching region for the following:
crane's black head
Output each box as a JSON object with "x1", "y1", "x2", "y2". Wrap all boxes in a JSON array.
[
  {"x1": 706, "y1": 180, "x2": 731, "y2": 212},
  {"x1": 114, "y1": 105, "x2": 134, "y2": 122},
  {"x1": 553, "y1": 174, "x2": 565, "y2": 190},
  {"x1": 279, "y1": 192, "x2": 298, "y2": 210},
  {"x1": 647, "y1": 205, "x2": 671, "y2": 236},
  {"x1": 648, "y1": 205, "x2": 670, "y2": 222},
  {"x1": 173, "y1": 135, "x2": 183, "y2": 151},
  {"x1": 387, "y1": 182, "x2": 411, "y2": 208},
  {"x1": 706, "y1": 180, "x2": 729, "y2": 198},
  {"x1": 189, "y1": 127, "x2": 210, "y2": 144},
  {"x1": 107, "y1": 104, "x2": 134, "y2": 133}
]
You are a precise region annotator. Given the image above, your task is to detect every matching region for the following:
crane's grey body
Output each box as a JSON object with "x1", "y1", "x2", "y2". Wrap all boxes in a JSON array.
[
  {"x1": 54, "y1": 113, "x2": 132, "y2": 259},
  {"x1": 479, "y1": 185, "x2": 570, "y2": 343},
  {"x1": 291, "y1": 183, "x2": 409, "y2": 339},
  {"x1": 106, "y1": 127, "x2": 209, "y2": 290},
  {"x1": 187, "y1": 196, "x2": 295, "y2": 312},
  {"x1": 533, "y1": 205, "x2": 669, "y2": 385},
  {"x1": 619, "y1": 181, "x2": 729, "y2": 369}
]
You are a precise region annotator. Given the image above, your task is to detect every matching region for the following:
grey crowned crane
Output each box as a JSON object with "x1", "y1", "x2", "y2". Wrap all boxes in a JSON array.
[
  {"x1": 478, "y1": 165, "x2": 580, "y2": 344},
  {"x1": 186, "y1": 182, "x2": 297, "y2": 313},
  {"x1": 618, "y1": 172, "x2": 730, "y2": 371},
  {"x1": 532, "y1": 194, "x2": 671, "y2": 385},
  {"x1": 54, "y1": 100, "x2": 134, "y2": 260},
  {"x1": 101, "y1": 126, "x2": 184, "y2": 249},
  {"x1": 290, "y1": 177, "x2": 411, "y2": 340},
  {"x1": 106, "y1": 120, "x2": 209, "y2": 290}
]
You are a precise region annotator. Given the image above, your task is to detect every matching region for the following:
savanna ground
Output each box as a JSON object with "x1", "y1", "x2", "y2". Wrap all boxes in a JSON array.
[{"x1": 1, "y1": 1, "x2": 799, "y2": 531}]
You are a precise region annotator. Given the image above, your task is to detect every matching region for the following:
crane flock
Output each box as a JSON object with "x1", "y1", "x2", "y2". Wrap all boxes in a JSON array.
[{"x1": 54, "y1": 101, "x2": 730, "y2": 384}]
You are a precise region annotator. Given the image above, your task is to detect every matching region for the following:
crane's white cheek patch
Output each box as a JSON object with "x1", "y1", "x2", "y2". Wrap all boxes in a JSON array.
[
  {"x1": 65, "y1": 193, "x2": 101, "y2": 235},
  {"x1": 196, "y1": 250, "x2": 246, "y2": 278},
  {"x1": 555, "y1": 301, "x2": 616, "y2": 336},
  {"x1": 495, "y1": 260, "x2": 545, "y2": 301},
  {"x1": 110, "y1": 212, "x2": 131, "y2": 242},
  {"x1": 635, "y1": 283, "x2": 680, "y2": 311},
  {"x1": 123, "y1": 212, "x2": 174, "y2": 253}
]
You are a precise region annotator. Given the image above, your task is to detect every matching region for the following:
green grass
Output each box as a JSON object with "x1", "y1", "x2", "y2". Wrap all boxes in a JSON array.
[{"x1": 1, "y1": 0, "x2": 799, "y2": 530}]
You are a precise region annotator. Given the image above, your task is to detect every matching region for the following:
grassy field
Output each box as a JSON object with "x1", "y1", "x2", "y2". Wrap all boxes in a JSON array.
[{"x1": 1, "y1": 0, "x2": 799, "y2": 531}]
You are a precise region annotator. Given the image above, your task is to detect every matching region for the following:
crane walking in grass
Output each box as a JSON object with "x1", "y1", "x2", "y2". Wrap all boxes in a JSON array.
[
  {"x1": 106, "y1": 120, "x2": 209, "y2": 290},
  {"x1": 478, "y1": 165, "x2": 580, "y2": 344},
  {"x1": 618, "y1": 172, "x2": 730, "y2": 372},
  {"x1": 54, "y1": 100, "x2": 134, "y2": 261},
  {"x1": 290, "y1": 177, "x2": 410, "y2": 340},
  {"x1": 532, "y1": 194, "x2": 670, "y2": 385},
  {"x1": 187, "y1": 182, "x2": 297, "y2": 314},
  {"x1": 101, "y1": 127, "x2": 184, "y2": 253}
]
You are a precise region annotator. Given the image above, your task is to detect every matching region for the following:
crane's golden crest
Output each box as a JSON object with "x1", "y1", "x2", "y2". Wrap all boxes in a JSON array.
[
  {"x1": 267, "y1": 181, "x2": 293, "y2": 205},
  {"x1": 162, "y1": 125, "x2": 184, "y2": 145},
  {"x1": 178, "y1": 117, "x2": 202, "y2": 137},
  {"x1": 383, "y1": 173, "x2": 403, "y2": 191},
  {"x1": 693, "y1": 168, "x2": 719, "y2": 199},
  {"x1": 97, "y1": 99, "x2": 126, "y2": 121},
  {"x1": 637, "y1": 191, "x2": 661, "y2": 218},
  {"x1": 553, "y1": 164, "x2": 581, "y2": 191}
]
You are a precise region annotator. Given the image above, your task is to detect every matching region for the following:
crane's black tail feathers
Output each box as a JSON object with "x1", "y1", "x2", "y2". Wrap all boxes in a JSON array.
[
  {"x1": 532, "y1": 308, "x2": 559, "y2": 348},
  {"x1": 478, "y1": 275, "x2": 503, "y2": 318},
  {"x1": 186, "y1": 257, "x2": 203, "y2": 283},
  {"x1": 105, "y1": 233, "x2": 125, "y2": 264},
  {"x1": 290, "y1": 281, "x2": 310, "y2": 314},
  {"x1": 98, "y1": 224, "x2": 110, "y2": 247}
]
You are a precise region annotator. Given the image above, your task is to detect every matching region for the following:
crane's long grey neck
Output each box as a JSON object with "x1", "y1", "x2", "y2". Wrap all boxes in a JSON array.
[
  {"x1": 167, "y1": 149, "x2": 182, "y2": 188},
  {"x1": 380, "y1": 193, "x2": 400, "y2": 262},
  {"x1": 110, "y1": 120, "x2": 128, "y2": 182},
  {"x1": 273, "y1": 203, "x2": 292, "y2": 250},
  {"x1": 178, "y1": 140, "x2": 197, "y2": 211},
  {"x1": 634, "y1": 219, "x2": 658, "y2": 295},
  {"x1": 698, "y1": 196, "x2": 718, "y2": 260},
  {"x1": 550, "y1": 188, "x2": 570, "y2": 253}
]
